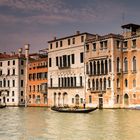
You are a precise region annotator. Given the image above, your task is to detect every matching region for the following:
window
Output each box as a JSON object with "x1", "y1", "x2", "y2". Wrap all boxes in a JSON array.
[
  {"x1": 7, "y1": 91, "x2": 9, "y2": 96},
  {"x1": 72, "y1": 98, "x2": 74, "y2": 103},
  {"x1": 124, "y1": 57, "x2": 128, "y2": 72},
  {"x1": 86, "y1": 44, "x2": 89, "y2": 51},
  {"x1": 89, "y1": 95, "x2": 92, "y2": 103},
  {"x1": 132, "y1": 56, "x2": 136, "y2": 72},
  {"x1": 7, "y1": 98, "x2": 9, "y2": 102},
  {"x1": 117, "y1": 57, "x2": 120, "y2": 72},
  {"x1": 0, "y1": 81, "x2": 2, "y2": 87},
  {"x1": 13, "y1": 60, "x2": 15, "y2": 65},
  {"x1": 21, "y1": 69, "x2": 24, "y2": 75},
  {"x1": 60, "y1": 41, "x2": 63, "y2": 47},
  {"x1": 33, "y1": 85, "x2": 35, "y2": 92},
  {"x1": 49, "y1": 58, "x2": 52, "y2": 67},
  {"x1": 116, "y1": 40, "x2": 120, "y2": 48},
  {"x1": 81, "y1": 36, "x2": 84, "y2": 42},
  {"x1": 56, "y1": 42, "x2": 58, "y2": 48},
  {"x1": 93, "y1": 43, "x2": 96, "y2": 51},
  {"x1": 21, "y1": 80, "x2": 24, "y2": 87},
  {"x1": 8, "y1": 61, "x2": 10, "y2": 66},
  {"x1": 92, "y1": 79, "x2": 95, "y2": 90},
  {"x1": 109, "y1": 59, "x2": 111, "y2": 72},
  {"x1": 125, "y1": 79, "x2": 128, "y2": 87},
  {"x1": 72, "y1": 38, "x2": 75, "y2": 44},
  {"x1": 81, "y1": 98, "x2": 83, "y2": 103},
  {"x1": 71, "y1": 54, "x2": 75, "y2": 64},
  {"x1": 132, "y1": 39, "x2": 136, "y2": 47},
  {"x1": 117, "y1": 78, "x2": 120, "y2": 88},
  {"x1": 50, "y1": 78, "x2": 53, "y2": 87},
  {"x1": 68, "y1": 39, "x2": 70, "y2": 45},
  {"x1": 108, "y1": 78, "x2": 111, "y2": 88},
  {"x1": 21, "y1": 91, "x2": 24, "y2": 96},
  {"x1": 12, "y1": 91, "x2": 14, "y2": 96},
  {"x1": 12, "y1": 99, "x2": 14, "y2": 102},
  {"x1": 124, "y1": 41, "x2": 127, "y2": 48},
  {"x1": 50, "y1": 43, "x2": 52, "y2": 49},
  {"x1": 13, "y1": 80, "x2": 15, "y2": 87},
  {"x1": 56, "y1": 57, "x2": 58, "y2": 66},
  {"x1": 0, "y1": 62, "x2": 2, "y2": 67},
  {"x1": 3, "y1": 79, "x2": 6, "y2": 87},
  {"x1": 80, "y1": 52, "x2": 84, "y2": 63},
  {"x1": 133, "y1": 79, "x2": 136, "y2": 87},
  {"x1": 7, "y1": 69, "x2": 10, "y2": 75},
  {"x1": 21, "y1": 60, "x2": 24, "y2": 65},
  {"x1": 88, "y1": 79, "x2": 90, "y2": 89},
  {"x1": 13, "y1": 69, "x2": 15, "y2": 75},
  {"x1": 104, "y1": 41, "x2": 107, "y2": 49},
  {"x1": 100, "y1": 42, "x2": 103, "y2": 50},
  {"x1": 80, "y1": 76, "x2": 82, "y2": 87},
  {"x1": 8, "y1": 80, "x2": 10, "y2": 87},
  {"x1": 0, "y1": 70, "x2": 2, "y2": 76},
  {"x1": 29, "y1": 86, "x2": 31, "y2": 92}
]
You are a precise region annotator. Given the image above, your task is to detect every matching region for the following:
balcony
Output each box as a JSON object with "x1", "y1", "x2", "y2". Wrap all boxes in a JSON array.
[
  {"x1": 131, "y1": 70, "x2": 137, "y2": 74},
  {"x1": 48, "y1": 85, "x2": 83, "y2": 89},
  {"x1": 0, "y1": 87, "x2": 10, "y2": 91},
  {"x1": 123, "y1": 47, "x2": 128, "y2": 52},
  {"x1": 131, "y1": 46, "x2": 137, "y2": 51}
]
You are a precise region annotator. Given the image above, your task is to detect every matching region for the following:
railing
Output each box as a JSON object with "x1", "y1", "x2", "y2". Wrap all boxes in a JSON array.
[
  {"x1": 58, "y1": 65, "x2": 71, "y2": 69},
  {"x1": 48, "y1": 85, "x2": 83, "y2": 89}
]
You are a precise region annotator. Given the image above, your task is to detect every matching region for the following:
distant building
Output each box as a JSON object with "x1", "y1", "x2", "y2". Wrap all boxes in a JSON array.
[
  {"x1": 0, "y1": 45, "x2": 29, "y2": 106},
  {"x1": 27, "y1": 49, "x2": 48, "y2": 107},
  {"x1": 48, "y1": 31, "x2": 95, "y2": 107}
]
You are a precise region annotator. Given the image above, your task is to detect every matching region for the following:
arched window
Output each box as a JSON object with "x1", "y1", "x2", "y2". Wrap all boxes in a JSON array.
[
  {"x1": 117, "y1": 78, "x2": 120, "y2": 88},
  {"x1": 90, "y1": 62, "x2": 92, "y2": 75},
  {"x1": 96, "y1": 79, "x2": 99, "y2": 90},
  {"x1": 124, "y1": 57, "x2": 128, "y2": 72},
  {"x1": 109, "y1": 59, "x2": 112, "y2": 72},
  {"x1": 92, "y1": 79, "x2": 95, "y2": 90},
  {"x1": 132, "y1": 56, "x2": 136, "y2": 72},
  {"x1": 117, "y1": 57, "x2": 120, "y2": 72},
  {"x1": 94, "y1": 61, "x2": 96, "y2": 75},
  {"x1": 100, "y1": 78, "x2": 102, "y2": 90}
]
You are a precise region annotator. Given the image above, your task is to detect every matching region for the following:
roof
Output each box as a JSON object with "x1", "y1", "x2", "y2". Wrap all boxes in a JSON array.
[
  {"x1": 121, "y1": 23, "x2": 140, "y2": 29},
  {"x1": 48, "y1": 32, "x2": 95, "y2": 43}
]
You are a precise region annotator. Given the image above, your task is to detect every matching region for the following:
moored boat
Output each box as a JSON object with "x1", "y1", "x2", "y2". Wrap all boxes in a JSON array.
[
  {"x1": 51, "y1": 106, "x2": 98, "y2": 113},
  {"x1": 0, "y1": 104, "x2": 6, "y2": 108}
]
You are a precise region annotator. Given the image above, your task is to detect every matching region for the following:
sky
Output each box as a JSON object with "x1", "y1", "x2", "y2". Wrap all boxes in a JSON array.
[{"x1": 0, "y1": 0, "x2": 140, "y2": 53}]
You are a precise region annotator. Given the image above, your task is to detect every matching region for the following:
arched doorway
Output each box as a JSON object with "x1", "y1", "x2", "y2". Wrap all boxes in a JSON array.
[
  {"x1": 124, "y1": 93, "x2": 129, "y2": 105},
  {"x1": 54, "y1": 92, "x2": 57, "y2": 106},
  {"x1": 75, "y1": 94, "x2": 80, "y2": 106},
  {"x1": 63, "y1": 92, "x2": 68, "y2": 107}
]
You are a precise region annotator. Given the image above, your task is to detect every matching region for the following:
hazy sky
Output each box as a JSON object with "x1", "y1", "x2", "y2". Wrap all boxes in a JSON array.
[{"x1": 0, "y1": 0, "x2": 140, "y2": 53}]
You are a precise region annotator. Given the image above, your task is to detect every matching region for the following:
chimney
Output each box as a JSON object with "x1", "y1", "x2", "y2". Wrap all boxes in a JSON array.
[
  {"x1": 76, "y1": 31, "x2": 80, "y2": 35},
  {"x1": 95, "y1": 34, "x2": 99, "y2": 40},
  {"x1": 54, "y1": 36, "x2": 57, "y2": 40},
  {"x1": 18, "y1": 48, "x2": 22, "y2": 57},
  {"x1": 25, "y1": 44, "x2": 30, "y2": 59}
]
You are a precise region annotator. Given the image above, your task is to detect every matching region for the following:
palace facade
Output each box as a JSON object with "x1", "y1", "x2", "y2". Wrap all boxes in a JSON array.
[{"x1": 48, "y1": 31, "x2": 95, "y2": 107}]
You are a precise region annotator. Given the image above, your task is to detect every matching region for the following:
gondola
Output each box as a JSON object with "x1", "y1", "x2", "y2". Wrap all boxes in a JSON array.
[
  {"x1": 0, "y1": 104, "x2": 6, "y2": 108},
  {"x1": 51, "y1": 106, "x2": 98, "y2": 113}
]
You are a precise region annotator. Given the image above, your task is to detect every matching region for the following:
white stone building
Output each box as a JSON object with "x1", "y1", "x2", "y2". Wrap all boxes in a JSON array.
[
  {"x1": 48, "y1": 31, "x2": 94, "y2": 107},
  {"x1": 0, "y1": 45, "x2": 29, "y2": 106}
]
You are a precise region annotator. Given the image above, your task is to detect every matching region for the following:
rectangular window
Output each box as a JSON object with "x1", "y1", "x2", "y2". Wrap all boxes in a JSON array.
[
  {"x1": 60, "y1": 41, "x2": 63, "y2": 47},
  {"x1": 7, "y1": 98, "x2": 9, "y2": 102},
  {"x1": 50, "y1": 78, "x2": 53, "y2": 87},
  {"x1": 86, "y1": 44, "x2": 89, "y2": 51},
  {"x1": 12, "y1": 91, "x2": 15, "y2": 96},
  {"x1": 21, "y1": 69, "x2": 24, "y2": 75},
  {"x1": 72, "y1": 98, "x2": 74, "y2": 103},
  {"x1": 21, "y1": 80, "x2": 24, "y2": 87},
  {"x1": 71, "y1": 54, "x2": 75, "y2": 64},
  {"x1": 49, "y1": 58, "x2": 52, "y2": 67},
  {"x1": 80, "y1": 52, "x2": 84, "y2": 63},
  {"x1": 56, "y1": 57, "x2": 58, "y2": 66},
  {"x1": 0, "y1": 62, "x2": 2, "y2": 67},
  {"x1": 124, "y1": 41, "x2": 127, "y2": 48},
  {"x1": 81, "y1": 36, "x2": 84, "y2": 42},
  {"x1": 116, "y1": 40, "x2": 120, "y2": 48},
  {"x1": 93, "y1": 43, "x2": 96, "y2": 51},
  {"x1": 56, "y1": 42, "x2": 58, "y2": 48},
  {"x1": 63, "y1": 55, "x2": 67, "y2": 67},
  {"x1": 100, "y1": 42, "x2": 103, "y2": 50},
  {"x1": 68, "y1": 39, "x2": 70, "y2": 45},
  {"x1": 0, "y1": 70, "x2": 2, "y2": 76},
  {"x1": 0, "y1": 81, "x2": 2, "y2": 87},
  {"x1": 104, "y1": 41, "x2": 107, "y2": 49},
  {"x1": 13, "y1": 80, "x2": 15, "y2": 87},
  {"x1": 50, "y1": 43, "x2": 52, "y2": 49},
  {"x1": 21, "y1": 91, "x2": 23, "y2": 96},
  {"x1": 7, "y1": 91, "x2": 9, "y2": 96},
  {"x1": 132, "y1": 39, "x2": 136, "y2": 48},
  {"x1": 68, "y1": 55, "x2": 70, "y2": 66},
  {"x1": 12, "y1": 99, "x2": 14, "y2": 102},
  {"x1": 80, "y1": 76, "x2": 82, "y2": 87},
  {"x1": 72, "y1": 38, "x2": 75, "y2": 44},
  {"x1": 8, "y1": 80, "x2": 10, "y2": 87},
  {"x1": 29, "y1": 86, "x2": 31, "y2": 92},
  {"x1": 7, "y1": 69, "x2": 10, "y2": 75}
]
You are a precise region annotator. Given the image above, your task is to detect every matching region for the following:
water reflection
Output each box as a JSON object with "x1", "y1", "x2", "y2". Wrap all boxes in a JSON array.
[{"x1": 0, "y1": 108, "x2": 140, "y2": 140}]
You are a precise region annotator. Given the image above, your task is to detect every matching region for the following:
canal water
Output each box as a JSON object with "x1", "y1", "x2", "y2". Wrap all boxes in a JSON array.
[{"x1": 0, "y1": 107, "x2": 140, "y2": 140}]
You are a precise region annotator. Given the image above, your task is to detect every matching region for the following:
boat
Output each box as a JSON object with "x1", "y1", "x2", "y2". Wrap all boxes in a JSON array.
[
  {"x1": 129, "y1": 105, "x2": 140, "y2": 110},
  {"x1": 51, "y1": 106, "x2": 98, "y2": 113},
  {"x1": 0, "y1": 104, "x2": 6, "y2": 108}
]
